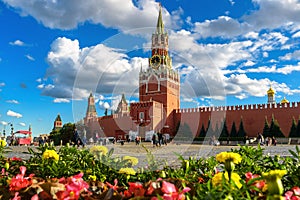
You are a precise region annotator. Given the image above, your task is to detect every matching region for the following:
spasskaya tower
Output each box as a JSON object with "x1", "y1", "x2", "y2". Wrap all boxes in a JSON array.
[
  {"x1": 128, "y1": 4, "x2": 180, "y2": 135},
  {"x1": 139, "y1": 4, "x2": 180, "y2": 117}
]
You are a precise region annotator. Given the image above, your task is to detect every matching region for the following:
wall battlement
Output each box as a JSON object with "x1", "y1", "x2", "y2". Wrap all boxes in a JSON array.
[{"x1": 175, "y1": 102, "x2": 300, "y2": 113}]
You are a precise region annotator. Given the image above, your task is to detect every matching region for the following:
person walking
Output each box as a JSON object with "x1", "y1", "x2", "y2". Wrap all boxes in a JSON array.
[{"x1": 73, "y1": 128, "x2": 84, "y2": 147}]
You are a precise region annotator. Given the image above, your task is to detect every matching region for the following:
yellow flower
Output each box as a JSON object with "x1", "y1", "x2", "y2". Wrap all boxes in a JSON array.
[
  {"x1": 216, "y1": 152, "x2": 242, "y2": 164},
  {"x1": 123, "y1": 156, "x2": 139, "y2": 166},
  {"x1": 212, "y1": 172, "x2": 242, "y2": 189},
  {"x1": 89, "y1": 145, "x2": 108, "y2": 155},
  {"x1": 119, "y1": 167, "x2": 136, "y2": 175},
  {"x1": 88, "y1": 175, "x2": 97, "y2": 181},
  {"x1": 262, "y1": 170, "x2": 287, "y2": 179},
  {"x1": 42, "y1": 149, "x2": 59, "y2": 161},
  {"x1": 262, "y1": 170, "x2": 287, "y2": 195},
  {"x1": 0, "y1": 139, "x2": 7, "y2": 147}
]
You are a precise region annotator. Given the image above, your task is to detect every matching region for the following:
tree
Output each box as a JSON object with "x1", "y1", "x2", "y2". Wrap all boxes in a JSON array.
[
  {"x1": 237, "y1": 117, "x2": 246, "y2": 138},
  {"x1": 104, "y1": 109, "x2": 108, "y2": 116},
  {"x1": 173, "y1": 123, "x2": 193, "y2": 143},
  {"x1": 296, "y1": 116, "x2": 300, "y2": 137},
  {"x1": 289, "y1": 117, "x2": 297, "y2": 137},
  {"x1": 269, "y1": 115, "x2": 285, "y2": 138},
  {"x1": 230, "y1": 121, "x2": 237, "y2": 138},
  {"x1": 262, "y1": 116, "x2": 270, "y2": 137},
  {"x1": 214, "y1": 122, "x2": 220, "y2": 137},
  {"x1": 58, "y1": 123, "x2": 75, "y2": 145},
  {"x1": 199, "y1": 123, "x2": 206, "y2": 137},
  {"x1": 220, "y1": 118, "x2": 229, "y2": 139}
]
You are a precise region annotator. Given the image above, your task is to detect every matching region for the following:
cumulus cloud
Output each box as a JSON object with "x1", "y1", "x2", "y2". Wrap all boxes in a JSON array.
[
  {"x1": 0, "y1": 121, "x2": 8, "y2": 125},
  {"x1": 9, "y1": 40, "x2": 25, "y2": 46},
  {"x1": 39, "y1": 37, "x2": 146, "y2": 100},
  {"x1": 2, "y1": 0, "x2": 180, "y2": 33},
  {"x1": 7, "y1": 110, "x2": 22, "y2": 118},
  {"x1": 6, "y1": 100, "x2": 20, "y2": 104},
  {"x1": 19, "y1": 122, "x2": 26, "y2": 127},
  {"x1": 53, "y1": 98, "x2": 70, "y2": 103}
]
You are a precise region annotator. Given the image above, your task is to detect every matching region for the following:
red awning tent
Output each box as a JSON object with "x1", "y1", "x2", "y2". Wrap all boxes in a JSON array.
[{"x1": 15, "y1": 130, "x2": 32, "y2": 135}]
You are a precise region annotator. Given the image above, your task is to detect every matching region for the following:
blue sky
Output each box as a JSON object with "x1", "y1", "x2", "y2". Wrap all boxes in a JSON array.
[{"x1": 1, "y1": 0, "x2": 300, "y2": 137}]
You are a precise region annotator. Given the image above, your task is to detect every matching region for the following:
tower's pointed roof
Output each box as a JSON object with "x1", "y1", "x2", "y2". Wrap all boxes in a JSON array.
[
  {"x1": 280, "y1": 97, "x2": 289, "y2": 104},
  {"x1": 55, "y1": 114, "x2": 62, "y2": 122},
  {"x1": 156, "y1": 3, "x2": 164, "y2": 34},
  {"x1": 121, "y1": 93, "x2": 127, "y2": 104},
  {"x1": 267, "y1": 85, "x2": 275, "y2": 95}
]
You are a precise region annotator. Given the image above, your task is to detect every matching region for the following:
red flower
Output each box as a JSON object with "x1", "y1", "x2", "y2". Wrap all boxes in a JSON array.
[
  {"x1": 245, "y1": 172, "x2": 266, "y2": 191},
  {"x1": 285, "y1": 187, "x2": 300, "y2": 200},
  {"x1": 160, "y1": 181, "x2": 191, "y2": 200},
  {"x1": 127, "y1": 182, "x2": 146, "y2": 197},
  {"x1": 56, "y1": 172, "x2": 89, "y2": 200},
  {"x1": 11, "y1": 157, "x2": 22, "y2": 161},
  {"x1": 106, "y1": 179, "x2": 118, "y2": 191},
  {"x1": 9, "y1": 166, "x2": 34, "y2": 191}
]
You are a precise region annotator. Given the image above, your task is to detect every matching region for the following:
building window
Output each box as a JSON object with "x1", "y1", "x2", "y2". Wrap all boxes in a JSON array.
[{"x1": 139, "y1": 112, "x2": 144, "y2": 120}]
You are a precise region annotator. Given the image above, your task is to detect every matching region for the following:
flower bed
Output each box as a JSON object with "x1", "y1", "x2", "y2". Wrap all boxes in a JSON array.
[{"x1": 0, "y1": 139, "x2": 300, "y2": 199}]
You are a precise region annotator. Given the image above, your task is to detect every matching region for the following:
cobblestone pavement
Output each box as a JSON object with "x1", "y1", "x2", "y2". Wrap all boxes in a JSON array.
[{"x1": 4, "y1": 143, "x2": 299, "y2": 169}]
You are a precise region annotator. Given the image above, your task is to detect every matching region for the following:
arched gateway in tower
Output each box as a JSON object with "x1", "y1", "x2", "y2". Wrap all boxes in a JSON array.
[{"x1": 130, "y1": 5, "x2": 180, "y2": 138}]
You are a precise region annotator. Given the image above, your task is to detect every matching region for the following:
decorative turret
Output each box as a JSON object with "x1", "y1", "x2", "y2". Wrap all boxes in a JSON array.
[
  {"x1": 86, "y1": 92, "x2": 97, "y2": 118},
  {"x1": 280, "y1": 97, "x2": 289, "y2": 104},
  {"x1": 267, "y1": 85, "x2": 275, "y2": 104},
  {"x1": 116, "y1": 93, "x2": 129, "y2": 114},
  {"x1": 53, "y1": 114, "x2": 62, "y2": 130}
]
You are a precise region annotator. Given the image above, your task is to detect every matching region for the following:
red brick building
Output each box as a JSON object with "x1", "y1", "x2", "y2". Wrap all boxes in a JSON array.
[{"x1": 84, "y1": 7, "x2": 300, "y2": 141}]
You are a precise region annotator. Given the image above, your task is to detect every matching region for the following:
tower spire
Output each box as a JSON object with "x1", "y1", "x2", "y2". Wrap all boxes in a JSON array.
[{"x1": 156, "y1": 3, "x2": 164, "y2": 34}]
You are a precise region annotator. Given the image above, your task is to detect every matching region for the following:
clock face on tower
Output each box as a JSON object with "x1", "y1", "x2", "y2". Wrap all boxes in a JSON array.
[{"x1": 150, "y1": 55, "x2": 161, "y2": 69}]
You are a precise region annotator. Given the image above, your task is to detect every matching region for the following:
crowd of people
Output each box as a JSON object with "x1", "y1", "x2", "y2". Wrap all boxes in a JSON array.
[{"x1": 257, "y1": 133, "x2": 277, "y2": 146}]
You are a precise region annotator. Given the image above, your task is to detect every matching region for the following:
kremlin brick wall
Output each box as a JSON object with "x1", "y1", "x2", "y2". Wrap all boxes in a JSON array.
[{"x1": 173, "y1": 102, "x2": 300, "y2": 138}]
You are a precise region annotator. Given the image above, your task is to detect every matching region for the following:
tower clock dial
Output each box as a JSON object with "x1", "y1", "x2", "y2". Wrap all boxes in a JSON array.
[{"x1": 150, "y1": 55, "x2": 161, "y2": 69}]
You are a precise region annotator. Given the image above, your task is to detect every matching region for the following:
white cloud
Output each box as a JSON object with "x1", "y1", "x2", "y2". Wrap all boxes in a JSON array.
[
  {"x1": 193, "y1": 16, "x2": 250, "y2": 38},
  {"x1": 243, "y1": 60, "x2": 255, "y2": 67},
  {"x1": 25, "y1": 54, "x2": 35, "y2": 61},
  {"x1": 280, "y1": 50, "x2": 300, "y2": 61},
  {"x1": 0, "y1": 121, "x2": 8, "y2": 125},
  {"x1": 7, "y1": 110, "x2": 22, "y2": 118},
  {"x1": 9, "y1": 40, "x2": 25, "y2": 46},
  {"x1": 53, "y1": 98, "x2": 70, "y2": 103},
  {"x1": 6, "y1": 100, "x2": 20, "y2": 104},
  {"x1": 2, "y1": 0, "x2": 180, "y2": 33},
  {"x1": 19, "y1": 122, "x2": 26, "y2": 127},
  {"x1": 0, "y1": 82, "x2": 5, "y2": 87},
  {"x1": 292, "y1": 31, "x2": 300, "y2": 38},
  {"x1": 39, "y1": 37, "x2": 145, "y2": 100}
]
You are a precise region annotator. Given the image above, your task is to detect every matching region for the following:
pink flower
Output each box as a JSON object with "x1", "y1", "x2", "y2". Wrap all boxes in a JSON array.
[
  {"x1": 106, "y1": 179, "x2": 118, "y2": 191},
  {"x1": 56, "y1": 172, "x2": 89, "y2": 200},
  {"x1": 12, "y1": 192, "x2": 21, "y2": 200},
  {"x1": 9, "y1": 166, "x2": 34, "y2": 191},
  {"x1": 285, "y1": 187, "x2": 300, "y2": 200},
  {"x1": 160, "y1": 181, "x2": 191, "y2": 200},
  {"x1": 245, "y1": 172, "x2": 266, "y2": 191}
]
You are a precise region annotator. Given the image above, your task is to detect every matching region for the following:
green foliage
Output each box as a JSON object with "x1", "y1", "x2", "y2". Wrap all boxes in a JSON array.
[
  {"x1": 199, "y1": 123, "x2": 206, "y2": 137},
  {"x1": 230, "y1": 121, "x2": 237, "y2": 138},
  {"x1": 237, "y1": 117, "x2": 246, "y2": 138},
  {"x1": 269, "y1": 115, "x2": 285, "y2": 138},
  {"x1": 220, "y1": 118, "x2": 229, "y2": 138},
  {"x1": 289, "y1": 117, "x2": 298, "y2": 137},
  {"x1": 263, "y1": 116, "x2": 270, "y2": 137},
  {"x1": 1, "y1": 144, "x2": 300, "y2": 199}
]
